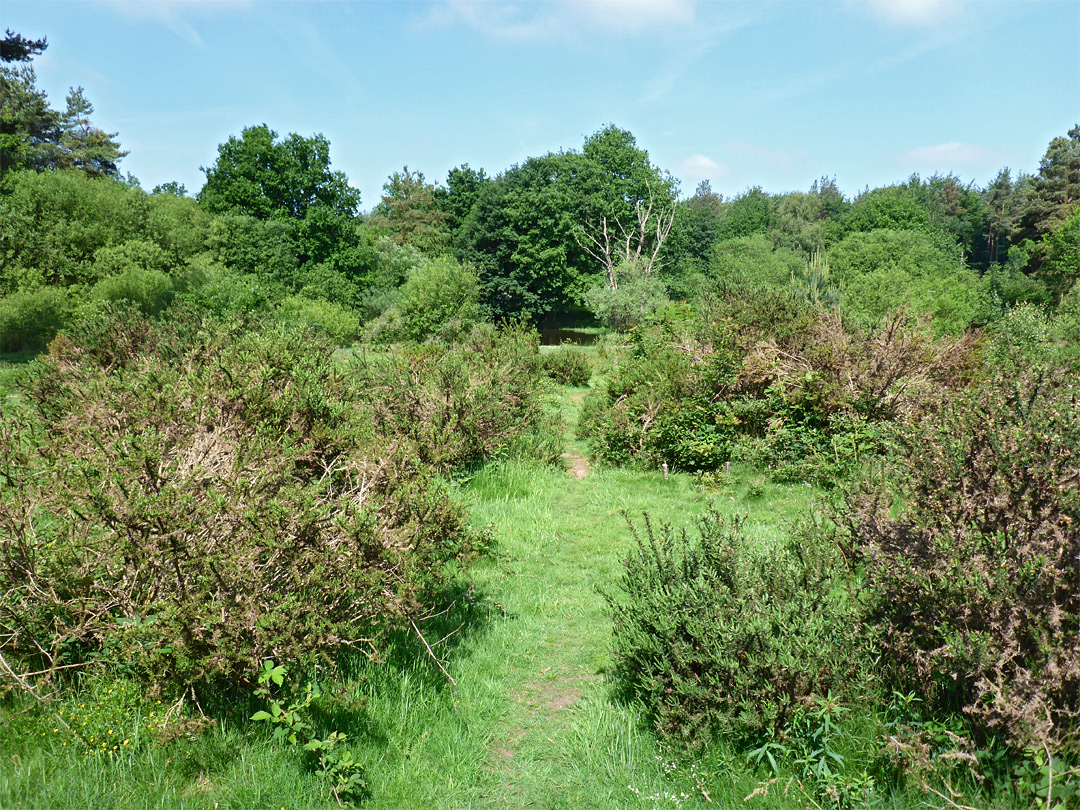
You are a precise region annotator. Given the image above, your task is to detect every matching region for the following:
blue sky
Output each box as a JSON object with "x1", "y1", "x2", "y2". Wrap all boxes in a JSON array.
[{"x1": 4, "y1": 0, "x2": 1078, "y2": 209}]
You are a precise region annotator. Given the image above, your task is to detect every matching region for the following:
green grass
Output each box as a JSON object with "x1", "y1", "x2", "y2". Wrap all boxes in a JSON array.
[{"x1": 0, "y1": 382, "x2": 1026, "y2": 809}]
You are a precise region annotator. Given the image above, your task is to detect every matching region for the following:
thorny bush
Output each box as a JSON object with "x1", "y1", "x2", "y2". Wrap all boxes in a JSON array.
[
  {"x1": 0, "y1": 305, "x2": 551, "y2": 697},
  {"x1": 838, "y1": 367, "x2": 1080, "y2": 754},
  {"x1": 349, "y1": 322, "x2": 559, "y2": 472},
  {"x1": 606, "y1": 510, "x2": 867, "y2": 747},
  {"x1": 581, "y1": 290, "x2": 981, "y2": 480}
]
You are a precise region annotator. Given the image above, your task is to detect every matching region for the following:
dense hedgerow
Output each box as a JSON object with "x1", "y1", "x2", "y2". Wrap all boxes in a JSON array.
[
  {"x1": 838, "y1": 367, "x2": 1080, "y2": 754},
  {"x1": 0, "y1": 305, "x2": 550, "y2": 697},
  {"x1": 606, "y1": 510, "x2": 866, "y2": 747},
  {"x1": 581, "y1": 289, "x2": 980, "y2": 482}
]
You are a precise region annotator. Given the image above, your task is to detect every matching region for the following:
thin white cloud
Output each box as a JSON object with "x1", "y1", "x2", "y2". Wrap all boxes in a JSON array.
[
  {"x1": 97, "y1": 0, "x2": 255, "y2": 47},
  {"x1": 674, "y1": 154, "x2": 731, "y2": 183},
  {"x1": 862, "y1": 0, "x2": 965, "y2": 27},
  {"x1": 423, "y1": 0, "x2": 698, "y2": 42},
  {"x1": 637, "y1": 8, "x2": 762, "y2": 104},
  {"x1": 574, "y1": 0, "x2": 696, "y2": 32},
  {"x1": 896, "y1": 141, "x2": 1012, "y2": 167}
]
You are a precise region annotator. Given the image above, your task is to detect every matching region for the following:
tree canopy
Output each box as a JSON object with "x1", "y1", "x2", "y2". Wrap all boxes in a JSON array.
[
  {"x1": 198, "y1": 124, "x2": 361, "y2": 220},
  {"x1": 0, "y1": 38, "x2": 126, "y2": 181}
]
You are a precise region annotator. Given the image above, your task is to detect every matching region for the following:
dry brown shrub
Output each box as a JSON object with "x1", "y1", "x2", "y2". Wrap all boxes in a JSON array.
[{"x1": 839, "y1": 367, "x2": 1080, "y2": 753}]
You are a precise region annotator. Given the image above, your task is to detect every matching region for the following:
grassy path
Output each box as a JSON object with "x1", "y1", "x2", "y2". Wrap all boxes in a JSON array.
[{"x1": 354, "y1": 384, "x2": 821, "y2": 809}]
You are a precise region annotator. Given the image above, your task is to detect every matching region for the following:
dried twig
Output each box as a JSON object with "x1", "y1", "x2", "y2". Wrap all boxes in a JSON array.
[{"x1": 408, "y1": 615, "x2": 457, "y2": 692}]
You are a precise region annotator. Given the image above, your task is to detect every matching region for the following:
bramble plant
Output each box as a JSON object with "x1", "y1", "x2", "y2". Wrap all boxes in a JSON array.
[{"x1": 251, "y1": 660, "x2": 366, "y2": 806}]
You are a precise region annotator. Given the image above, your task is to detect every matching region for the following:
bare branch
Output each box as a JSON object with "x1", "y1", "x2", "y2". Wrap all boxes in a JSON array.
[{"x1": 409, "y1": 615, "x2": 457, "y2": 692}]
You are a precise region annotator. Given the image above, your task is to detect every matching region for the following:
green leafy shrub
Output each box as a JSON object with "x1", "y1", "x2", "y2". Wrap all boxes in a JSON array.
[
  {"x1": 398, "y1": 255, "x2": 480, "y2": 341},
  {"x1": 606, "y1": 510, "x2": 866, "y2": 747},
  {"x1": 542, "y1": 345, "x2": 590, "y2": 385},
  {"x1": 251, "y1": 660, "x2": 367, "y2": 806},
  {"x1": 90, "y1": 267, "x2": 176, "y2": 315},
  {"x1": 91, "y1": 239, "x2": 174, "y2": 281},
  {"x1": 0, "y1": 307, "x2": 480, "y2": 696},
  {"x1": 0, "y1": 286, "x2": 73, "y2": 352},
  {"x1": 838, "y1": 368, "x2": 1080, "y2": 754},
  {"x1": 583, "y1": 261, "x2": 671, "y2": 331},
  {"x1": 276, "y1": 295, "x2": 361, "y2": 345},
  {"x1": 179, "y1": 255, "x2": 270, "y2": 316}
]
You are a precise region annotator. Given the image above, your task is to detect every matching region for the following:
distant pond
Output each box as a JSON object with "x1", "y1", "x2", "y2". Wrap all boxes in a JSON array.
[{"x1": 539, "y1": 328, "x2": 600, "y2": 346}]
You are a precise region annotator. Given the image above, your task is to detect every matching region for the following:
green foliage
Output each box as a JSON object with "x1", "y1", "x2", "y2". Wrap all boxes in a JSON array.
[
  {"x1": 541, "y1": 345, "x2": 591, "y2": 385},
  {"x1": 1053, "y1": 281, "x2": 1080, "y2": 345},
  {"x1": 1, "y1": 52, "x2": 125, "y2": 180},
  {"x1": 581, "y1": 295, "x2": 979, "y2": 482},
  {"x1": 178, "y1": 255, "x2": 269, "y2": 316},
  {"x1": 91, "y1": 237, "x2": 172, "y2": 278},
  {"x1": 349, "y1": 323, "x2": 558, "y2": 471},
  {"x1": 276, "y1": 295, "x2": 360, "y2": 345},
  {"x1": 583, "y1": 261, "x2": 672, "y2": 331},
  {"x1": 985, "y1": 301, "x2": 1054, "y2": 365},
  {"x1": 251, "y1": 661, "x2": 367, "y2": 806},
  {"x1": 90, "y1": 266, "x2": 176, "y2": 315},
  {"x1": 1040, "y1": 206, "x2": 1080, "y2": 298},
  {"x1": 845, "y1": 185, "x2": 931, "y2": 234},
  {"x1": 717, "y1": 187, "x2": 775, "y2": 240},
  {"x1": 0, "y1": 306, "x2": 481, "y2": 695},
  {"x1": 0, "y1": 169, "x2": 149, "y2": 292},
  {"x1": 398, "y1": 255, "x2": 480, "y2": 341},
  {"x1": 827, "y1": 228, "x2": 985, "y2": 333},
  {"x1": 606, "y1": 511, "x2": 865, "y2": 746},
  {"x1": 1011, "y1": 125, "x2": 1080, "y2": 277},
  {"x1": 198, "y1": 124, "x2": 360, "y2": 220},
  {"x1": 838, "y1": 368, "x2": 1080, "y2": 754},
  {"x1": 370, "y1": 166, "x2": 451, "y2": 253},
  {"x1": 435, "y1": 163, "x2": 491, "y2": 235},
  {"x1": 0, "y1": 286, "x2": 72, "y2": 351},
  {"x1": 455, "y1": 125, "x2": 675, "y2": 320},
  {"x1": 206, "y1": 212, "x2": 296, "y2": 291},
  {"x1": 707, "y1": 234, "x2": 805, "y2": 290},
  {"x1": 988, "y1": 263, "x2": 1052, "y2": 308},
  {"x1": 768, "y1": 178, "x2": 849, "y2": 256}
]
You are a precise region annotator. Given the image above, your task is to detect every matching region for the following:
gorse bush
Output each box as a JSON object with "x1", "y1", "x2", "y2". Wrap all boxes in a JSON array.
[
  {"x1": 0, "y1": 305, "x2": 486, "y2": 696},
  {"x1": 350, "y1": 322, "x2": 559, "y2": 471},
  {"x1": 541, "y1": 344, "x2": 590, "y2": 385},
  {"x1": 606, "y1": 510, "x2": 866, "y2": 747},
  {"x1": 581, "y1": 291, "x2": 981, "y2": 481},
  {"x1": 838, "y1": 367, "x2": 1080, "y2": 754}
]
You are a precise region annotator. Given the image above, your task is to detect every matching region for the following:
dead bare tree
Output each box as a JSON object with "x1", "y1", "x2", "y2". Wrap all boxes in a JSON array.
[{"x1": 576, "y1": 182, "x2": 675, "y2": 290}]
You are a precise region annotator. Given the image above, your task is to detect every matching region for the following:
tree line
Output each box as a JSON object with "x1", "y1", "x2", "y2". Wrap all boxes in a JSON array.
[{"x1": 1, "y1": 29, "x2": 1077, "y2": 351}]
